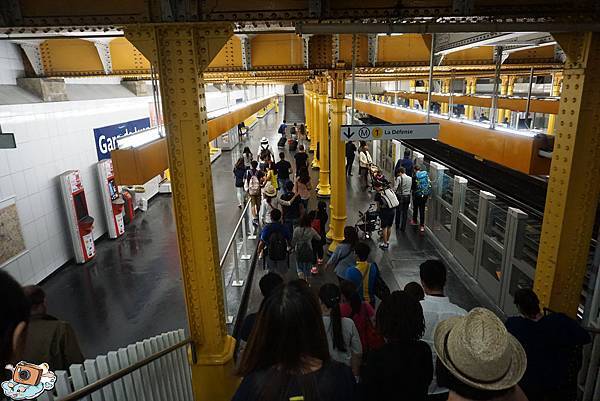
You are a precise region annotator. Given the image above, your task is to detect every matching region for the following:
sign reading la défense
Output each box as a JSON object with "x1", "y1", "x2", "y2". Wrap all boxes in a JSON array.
[{"x1": 340, "y1": 123, "x2": 440, "y2": 141}]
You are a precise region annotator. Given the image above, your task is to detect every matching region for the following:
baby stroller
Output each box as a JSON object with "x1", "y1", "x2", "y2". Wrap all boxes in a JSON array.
[{"x1": 355, "y1": 203, "x2": 381, "y2": 239}]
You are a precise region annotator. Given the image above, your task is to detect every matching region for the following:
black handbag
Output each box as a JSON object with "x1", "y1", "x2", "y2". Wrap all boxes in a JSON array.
[{"x1": 374, "y1": 270, "x2": 391, "y2": 301}]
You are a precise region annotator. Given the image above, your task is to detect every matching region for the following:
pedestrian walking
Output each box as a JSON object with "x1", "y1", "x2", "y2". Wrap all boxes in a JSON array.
[
  {"x1": 259, "y1": 183, "x2": 280, "y2": 226},
  {"x1": 311, "y1": 201, "x2": 328, "y2": 263},
  {"x1": 412, "y1": 165, "x2": 431, "y2": 234},
  {"x1": 279, "y1": 180, "x2": 303, "y2": 233},
  {"x1": 233, "y1": 157, "x2": 248, "y2": 208},
  {"x1": 294, "y1": 145, "x2": 309, "y2": 175},
  {"x1": 373, "y1": 181, "x2": 399, "y2": 249},
  {"x1": 257, "y1": 209, "x2": 291, "y2": 275},
  {"x1": 242, "y1": 146, "x2": 253, "y2": 168},
  {"x1": 394, "y1": 167, "x2": 412, "y2": 231},
  {"x1": 292, "y1": 214, "x2": 321, "y2": 280},
  {"x1": 294, "y1": 171, "x2": 312, "y2": 210},
  {"x1": 244, "y1": 160, "x2": 264, "y2": 221},
  {"x1": 275, "y1": 152, "x2": 292, "y2": 191},
  {"x1": 346, "y1": 141, "x2": 357, "y2": 176}
]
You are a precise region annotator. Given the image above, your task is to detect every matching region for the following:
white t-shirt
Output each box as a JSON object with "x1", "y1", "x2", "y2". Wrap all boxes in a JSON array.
[
  {"x1": 394, "y1": 174, "x2": 413, "y2": 196},
  {"x1": 421, "y1": 295, "x2": 468, "y2": 394},
  {"x1": 322, "y1": 316, "x2": 362, "y2": 367},
  {"x1": 259, "y1": 197, "x2": 280, "y2": 225}
]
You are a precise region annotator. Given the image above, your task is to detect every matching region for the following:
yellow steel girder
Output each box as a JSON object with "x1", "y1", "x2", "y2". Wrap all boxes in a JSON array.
[
  {"x1": 377, "y1": 34, "x2": 431, "y2": 64},
  {"x1": 251, "y1": 33, "x2": 304, "y2": 67},
  {"x1": 534, "y1": 32, "x2": 600, "y2": 318},
  {"x1": 209, "y1": 35, "x2": 243, "y2": 69},
  {"x1": 109, "y1": 37, "x2": 150, "y2": 73},
  {"x1": 126, "y1": 23, "x2": 239, "y2": 401},
  {"x1": 40, "y1": 38, "x2": 104, "y2": 75}
]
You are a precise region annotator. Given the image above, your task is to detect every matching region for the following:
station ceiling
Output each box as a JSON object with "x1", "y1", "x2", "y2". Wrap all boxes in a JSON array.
[{"x1": 5, "y1": 32, "x2": 563, "y2": 84}]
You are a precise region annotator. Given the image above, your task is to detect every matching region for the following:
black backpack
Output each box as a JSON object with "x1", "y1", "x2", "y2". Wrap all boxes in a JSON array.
[{"x1": 267, "y1": 230, "x2": 287, "y2": 261}]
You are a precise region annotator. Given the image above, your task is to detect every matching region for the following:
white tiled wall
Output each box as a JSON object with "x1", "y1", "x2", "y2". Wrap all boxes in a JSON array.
[
  {"x1": 0, "y1": 42, "x2": 25, "y2": 85},
  {"x1": 0, "y1": 97, "x2": 153, "y2": 285}
]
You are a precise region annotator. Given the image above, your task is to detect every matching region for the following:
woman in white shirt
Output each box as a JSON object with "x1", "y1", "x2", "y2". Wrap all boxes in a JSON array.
[
  {"x1": 394, "y1": 166, "x2": 413, "y2": 231},
  {"x1": 319, "y1": 283, "x2": 362, "y2": 378},
  {"x1": 258, "y1": 183, "x2": 280, "y2": 225},
  {"x1": 358, "y1": 142, "x2": 373, "y2": 190}
]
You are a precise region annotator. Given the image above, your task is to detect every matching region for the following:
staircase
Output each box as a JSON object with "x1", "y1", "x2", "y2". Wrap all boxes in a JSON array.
[{"x1": 284, "y1": 94, "x2": 305, "y2": 123}]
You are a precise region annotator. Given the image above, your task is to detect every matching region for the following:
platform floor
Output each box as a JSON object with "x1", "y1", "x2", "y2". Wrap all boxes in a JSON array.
[{"x1": 40, "y1": 104, "x2": 481, "y2": 359}]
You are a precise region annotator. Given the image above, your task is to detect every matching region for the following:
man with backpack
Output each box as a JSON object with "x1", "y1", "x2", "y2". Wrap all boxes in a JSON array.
[
  {"x1": 245, "y1": 160, "x2": 264, "y2": 222},
  {"x1": 394, "y1": 167, "x2": 413, "y2": 231},
  {"x1": 412, "y1": 165, "x2": 431, "y2": 233},
  {"x1": 344, "y1": 242, "x2": 388, "y2": 307},
  {"x1": 373, "y1": 181, "x2": 399, "y2": 249},
  {"x1": 258, "y1": 209, "x2": 292, "y2": 275},
  {"x1": 278, "y1": 120, "x2": 287, "y2": 136},
  {"x1": 258, "y1": 137, "x2": 274, "y2": 170}
]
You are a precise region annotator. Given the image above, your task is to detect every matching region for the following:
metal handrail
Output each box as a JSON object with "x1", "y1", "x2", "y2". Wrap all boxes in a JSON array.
[
  {"x1": 55, "y1": 338, "x2": 193, "y2": 401},
  {"x1": 219, "y1": 200, "x2": 252, "y2": 268}
]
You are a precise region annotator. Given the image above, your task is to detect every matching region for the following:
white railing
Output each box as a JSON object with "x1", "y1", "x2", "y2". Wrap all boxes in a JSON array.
[{"x1": 42, "y1": 330, "x2": 193, "y2": 401}]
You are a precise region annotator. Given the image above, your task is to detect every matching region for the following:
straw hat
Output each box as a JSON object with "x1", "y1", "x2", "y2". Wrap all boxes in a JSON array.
[
  {"x1": 260, "y1": 137, "x2": 269, "y2": 145},
  {"x1": 262, "y1": 183, "x2": 277, "y2": 197},
  {"x1": 434, "y1": 308, "x2": 526, "y2": 391}
]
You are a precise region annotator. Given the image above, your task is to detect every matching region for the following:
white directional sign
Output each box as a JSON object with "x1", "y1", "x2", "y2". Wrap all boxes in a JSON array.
[{"x1": 340, "y1": 123, "x2": 440, "y2": 141}]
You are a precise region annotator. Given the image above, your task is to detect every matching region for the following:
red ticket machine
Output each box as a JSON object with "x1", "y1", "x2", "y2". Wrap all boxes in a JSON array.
[
  {"x1": 97, "y1": 159, "x2": 125, "y2": 239},
  {"x1": 59, "y1": 170, "x2": 95, "y2": 263}
]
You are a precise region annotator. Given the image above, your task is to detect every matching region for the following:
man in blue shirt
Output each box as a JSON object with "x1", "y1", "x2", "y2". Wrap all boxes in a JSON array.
[
  {"x1": 394, "y1": 149, "x2": 414, "y2": 178},
  {"x1": 258, "y1": 209, "x2": 292, "y2": 275},
  {"x1": 344, "y1": 242, "x2": 379, "y2": 306}
]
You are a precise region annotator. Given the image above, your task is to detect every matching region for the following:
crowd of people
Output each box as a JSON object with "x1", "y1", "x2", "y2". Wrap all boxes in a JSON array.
[
  {"x1": 0, "y1": 121, "x2": 593, "y2": 401},
  {"x1": 233, "y1": 255, "x2": 591, "y2": 401},
  {"x1": 234, "y1": 131, "x2": 326, "y2": 279},
  {"x1": 346, "y1": 142, "x2": 432, "y2": 248}
]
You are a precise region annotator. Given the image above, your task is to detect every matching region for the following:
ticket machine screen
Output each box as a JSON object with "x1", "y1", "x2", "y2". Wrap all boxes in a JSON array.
[
  {"x1": 108, "y1": 178, "x2": 118, "y2": 200},
  {"x1": 73, "y1": 192, "x2": 89, "y2": 220}
]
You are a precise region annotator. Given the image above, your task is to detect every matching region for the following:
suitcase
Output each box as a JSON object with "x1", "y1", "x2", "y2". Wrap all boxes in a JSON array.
[
  {"x1": 289, "y1": 139, "x2": 298, "y2": 152},
  {"x1": 277, "y1": 136, "x2": 287, "y2": 148}
]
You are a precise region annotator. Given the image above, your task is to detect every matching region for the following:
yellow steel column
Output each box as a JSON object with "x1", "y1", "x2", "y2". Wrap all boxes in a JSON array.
[
  {"x1": 304, "y1": 85, "x2": 311, "y2": 142},
  {"x1": 423, "y1": 79, "x2": 429, "y2": 110},
  {"x1": 497, "y1": 75, "x2": 509, "y2": 123},
  {"x1": 504, "y1": 75, "x2": 516, "y2": 123},
  {"x1": 409, "y1": 79, "x2": 416, "y2": 108},
  {"x1": 441, "y1": 79, "x2": 450, "y2": 114},
  {"x1": 546, "y1": 73, "x2": 563, "y2": 135},
  {"x1": 465, "y1": 77, "x2": 476, "y2": 120},
  {"x1": 327, "y1": 69, "x2": 347, "y2": 250},
  {"x1": 317, "y1": 77, "x2": 331, "y2": 197},
  {"x1": 534, "y1": 32, "x2": 600, "y2": 317},
  {"x1": 126, "y1": 24, "x2": 238, "y2": 401},
  {"x1": 311, "y1": 83, "x2": 320, "y2": 161}
]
